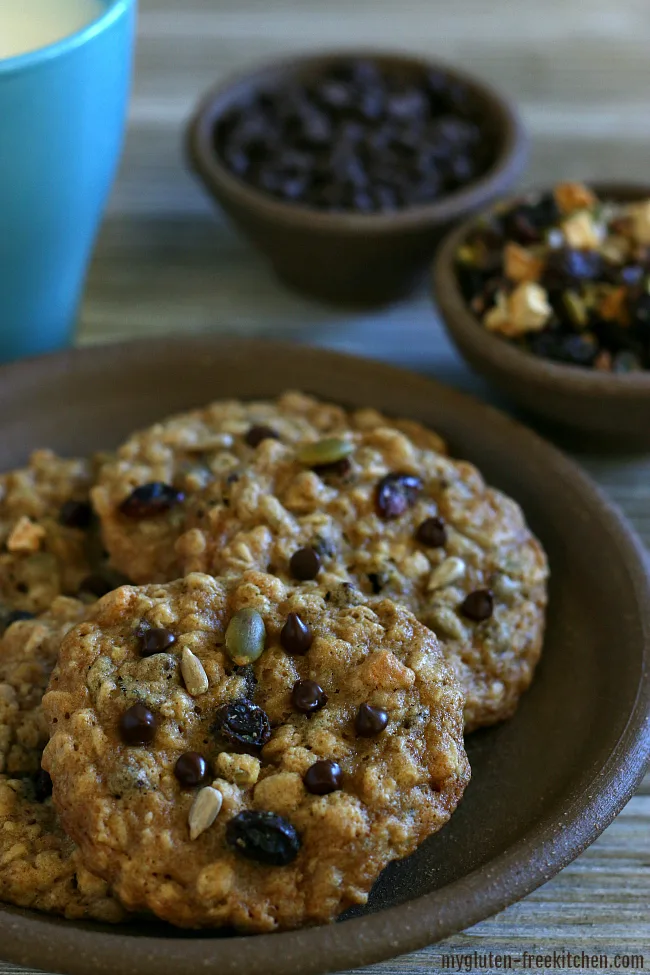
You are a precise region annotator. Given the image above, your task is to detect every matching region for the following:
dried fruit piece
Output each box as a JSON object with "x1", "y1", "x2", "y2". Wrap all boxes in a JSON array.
[
  {"x1": 225, "y1": 810, "x2": 301, "y2": 866},
  {"x1": 225, "y1": 608, "x2": 266, "y2": 665},
  {"x1": 119, "y1": 482, "x2": 184, "y2": 519},
  {"x1": 213, "y1": 699, "x2": 271, "y2": 750},
  {"x1": 188, "y1": 786, "x2": 223, "y2": 840},
  {"x1": 181, "y1": 647, "x2": 209, "y2": 697},
  {"x1": 375, "y1": 472, "x2": 423, "y2": 519}
]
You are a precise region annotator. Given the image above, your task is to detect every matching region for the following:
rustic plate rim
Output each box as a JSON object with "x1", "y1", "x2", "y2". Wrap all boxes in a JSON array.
[{"x1": 0, "y1": 336, "x2": 648, "y2": 975}]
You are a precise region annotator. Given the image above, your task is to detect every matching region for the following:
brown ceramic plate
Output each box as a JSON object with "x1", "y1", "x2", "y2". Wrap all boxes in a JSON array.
[{"x1": 0, "y1": 337, "x2": 648, "y2": 975}]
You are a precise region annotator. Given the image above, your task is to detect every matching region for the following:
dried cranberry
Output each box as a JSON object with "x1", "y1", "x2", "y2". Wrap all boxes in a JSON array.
[
  {"x1": 226, "y1": 810, "x2": 301, "y2": 866},
  {"x1": 212, "y1": 699, "x2": 271, "y2": 750},
  {"x1": 119, "y1": 483, "x2": 184, "y2": 519},
  {"x1": 375, "y1": 472, "x2": 423, "y2": 519}
]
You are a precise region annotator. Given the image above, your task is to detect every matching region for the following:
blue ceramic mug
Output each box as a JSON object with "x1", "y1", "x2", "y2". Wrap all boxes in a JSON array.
[{"x1": 0, "y1": 0, "x2": 136, "y2": 361}]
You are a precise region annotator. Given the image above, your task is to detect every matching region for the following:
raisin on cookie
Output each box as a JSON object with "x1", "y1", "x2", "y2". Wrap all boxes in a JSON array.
[
  {"x1": 43, "y1": 571, "x2": 468, "y2": 931},
  {"x1": 175, "y1": 425, "x2": 548, "y2": 731},
  {"x1": 91, "y1": 393, "x2": 446, "y2": 585},
  {"x1": 0, "y1": 598, "x2": 125, "y2": 920},
  {"x1": 0, "y1": 450, "x2": 98, "y2": 617}
]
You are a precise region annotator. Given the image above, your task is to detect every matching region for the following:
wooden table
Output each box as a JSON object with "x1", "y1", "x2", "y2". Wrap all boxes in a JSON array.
[{"x1": 11, "y1": 0, "x2": 650, "y2": 972}]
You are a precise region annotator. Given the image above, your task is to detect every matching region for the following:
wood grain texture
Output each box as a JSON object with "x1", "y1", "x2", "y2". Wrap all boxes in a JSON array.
[{"x1": 5, "y1": 0, "x2": 650, "y2": 971}]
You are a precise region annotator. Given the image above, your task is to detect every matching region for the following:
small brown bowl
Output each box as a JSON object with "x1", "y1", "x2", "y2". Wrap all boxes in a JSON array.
[
  {"x1": 433, "y1": 183, "x2": 650, "y2": 445},
  {"x1": 187, "y1": 51, "x2": 528, "y2": 307}
]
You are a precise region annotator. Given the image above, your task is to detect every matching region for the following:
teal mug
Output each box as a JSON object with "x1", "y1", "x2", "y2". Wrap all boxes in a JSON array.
[{"x1": 0, "y1": 0, "x2": 136, "y2": 361}]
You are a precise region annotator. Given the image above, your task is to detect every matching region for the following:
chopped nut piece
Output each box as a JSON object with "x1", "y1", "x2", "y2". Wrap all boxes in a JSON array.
[
  {"x1": 503, "y1": 242, "x2": 543, "y2": 283},
  {"x1": 561, "y1": 211, "x2": 603, "y2": 250},
  {"x1": 507, "y1": 282, "x2": 552, "y2": 334},
  {"x1": 484, "y1": 291, "x2": 511, "y2": 334},
  {"x1": 554, "y1": 181, "x2": 597, "y2": 214},
  {"x1": 188, "y1": 786, "x2": 223, "y2": 840},
  {"x1": 6, "y1": 516, "x2": 46, "y2": 553}
]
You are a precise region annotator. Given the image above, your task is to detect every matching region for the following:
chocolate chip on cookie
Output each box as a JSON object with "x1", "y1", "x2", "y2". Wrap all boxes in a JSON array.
[
  {"x1": 460, "y1": 589, "x2": 494, "y2": 622},
  {"x1": 245, "y1": 425, "x2": 280, "y2": 448},
  {"x1": 119, "y1": 703, "x2": 158, "y2": 745},
  {"x1": 291, "y1": 679, "x2": 327, "y2": 714},
  {"x1": 303, "y1": 759, "x2": 342, "y2": 795},
  {"x1": 280, "y1": 612, "x2": 313, "y2": 655},
  {"x1": 289, "y1": 546, "x2": 321, "y2": 581},
  {"x1": 416, "y1": 516, "x2": 447, "y2": 548},
  {"x1": 355, "y1": 703, "x2": 389, "y2": 737},
  {"x1": 174, "y1": 752, "x2": 210, "y2": 788},
  {"x1": 140, "y1": 627, "x2": 176, "y2": 656}
]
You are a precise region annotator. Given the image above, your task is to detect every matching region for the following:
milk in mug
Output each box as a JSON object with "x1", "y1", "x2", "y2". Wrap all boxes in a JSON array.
[{"x1": 0, "y1": 0, "x2": 105, "y2": 59}]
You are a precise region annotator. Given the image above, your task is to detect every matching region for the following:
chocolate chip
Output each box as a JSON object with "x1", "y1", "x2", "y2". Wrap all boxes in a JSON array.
[
  {"x1": 291, "y1": 679, "x2": 328, "y2": 714},
  {"x1": 460, "y1": 588, "x2": 494, "y2": 621},
  {"x1": 32, "y1": 769, "x2": 52, "y2": 802},
  {"x1": 140, "y1": 627, "x2": 176, "y2": 656},
  {"x1": 59, "y1": 500, "x2": 93, "y2": 529},
  {"x1": 375, "y1": 472, "x2": 423, "y2": 519},
  {"x1": 119, "y1": 703, "x2": 158, "y2": 745},
  {"x1": 416, "y1": 516, "x2": 447, "y2": 548},
  {"x1": 213, "y1": 699, "x2": 271, "y2": 750},
  {"x1": 119, "y1": 482, "x2": 184, "y2": 519},
  {"x1": 303, "y1": 759, "x2": 342, "y2": 795},
  {"x1": 289, "y1": 547, "x2": 321, "y2": 581},
  {"x1": 355, "y1": 703, "x2": 389, "y2": 737},
  {"x1": 280, "y1": 613, "x2": 313, "y2": 655},
  {"x1": 174, "y1": 752, "x2": 210, "y2": 788},
  {"x1": 226, "y1": 810, "x2": 301, "y2": 866},
  {"x1": 245, "y1": 425, "x2": 280, "y2": 448}
]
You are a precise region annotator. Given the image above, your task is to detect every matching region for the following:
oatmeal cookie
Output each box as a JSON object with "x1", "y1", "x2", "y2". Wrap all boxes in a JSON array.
[
  {"x1": 0, "y1": 598, "x2": 124, "y2": 920},
  {"x1": 91, "y1": 392, "x2": 446, "y2": 585},
  {"x1": 43, "y1": 571, "x2": 468, "y2": 931},
  {"x1": 0, "y1": 450, "x2": 98, "y2": 617},
  {"x1": 175, "y1": 426, "x2": 548, "y2": 731}
]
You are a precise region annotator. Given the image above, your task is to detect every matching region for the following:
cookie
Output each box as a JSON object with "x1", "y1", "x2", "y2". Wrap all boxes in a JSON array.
[
  {"x1": 91, "y1": 392, "x2": 446, "y2": 585},
  {"x1": 174, "y1": 425, "x2": 548, "y2": 731},
  {"x1": 0, "y1": 450, "x2": 97, "y2": 617},
  {"x1": 0, "y1": 598, "x2": 124, "y2": 920},
  {"x1": 43, "y1": 571, "x2": 468, "y2": 931}
]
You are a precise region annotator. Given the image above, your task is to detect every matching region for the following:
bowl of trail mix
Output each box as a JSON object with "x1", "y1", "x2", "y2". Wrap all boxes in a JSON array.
[{"x1": 433, "y1": 182, "x2": 650, "y2": 441}]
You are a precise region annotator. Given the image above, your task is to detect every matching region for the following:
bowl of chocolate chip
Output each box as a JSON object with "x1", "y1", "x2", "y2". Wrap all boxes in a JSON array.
[
  {"x1": 187, "y1": 52, "x2": 527, "y2": 306},
  {"x1": 433, "y1": 182, "x2": 650, "y2": 444}
]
